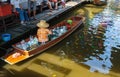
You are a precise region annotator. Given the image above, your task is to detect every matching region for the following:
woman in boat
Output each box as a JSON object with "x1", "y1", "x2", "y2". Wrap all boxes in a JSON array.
[{"x1": 37, "y1": 20, "x2": 52, "y2": 44}]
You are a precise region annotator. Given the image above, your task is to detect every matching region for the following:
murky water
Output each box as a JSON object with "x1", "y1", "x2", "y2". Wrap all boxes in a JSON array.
[{"x1": 1, "y1": 3, "x2": 120, "y2": 77}]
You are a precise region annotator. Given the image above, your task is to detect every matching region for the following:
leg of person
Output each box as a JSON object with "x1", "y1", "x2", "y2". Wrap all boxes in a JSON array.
[
  {"x1": 41, "y1": 42, "x2": 45, "y2": 44},
  {"x1": 54, "y1": 2, "x2": 58, "y2": 10},
  {"x1": 28, "y1": 0, "x2": 31, "y2": 19},
  {"x1": 47, "y1": 1, "x2": 53, "y2": 11},
  {"x1": 40, "y1": 3, "x2": 43, "y2": 12},
  {"x1": 40, "y1": 0, "x2": 43, "y2": 12},
  {"x1": 24, "y1": 10, "x2": 29, "y2": 21},
  {"x1": 33, "y1": 1, "x2": 37, "y2": 20},
  {"x1": 62, "y1": 1, "x2": 65, "y2": 8},
  {"x1": 16, "y1": 8, "x2": 26, "y2": 25},
  {"x1": 24, "y1": 12, "x2": 30, "y2": 24},
  {"x1": 64, "y1": 2, "x2": 66, "y2": 7}
]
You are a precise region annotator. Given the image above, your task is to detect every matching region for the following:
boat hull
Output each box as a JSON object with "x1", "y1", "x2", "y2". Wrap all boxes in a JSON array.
[{"x1": 2, "y1": 16, "x2": 83, "y2": 65}]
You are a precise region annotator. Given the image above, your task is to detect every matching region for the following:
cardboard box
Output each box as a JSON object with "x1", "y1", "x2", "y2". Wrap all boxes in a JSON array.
[{"x1": 0, "y1": 3, "x2": 12, "y2": 17}]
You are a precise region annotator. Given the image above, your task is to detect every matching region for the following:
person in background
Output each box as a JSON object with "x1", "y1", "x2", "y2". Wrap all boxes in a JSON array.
[
  {"x1": 11, "y1": 0, "x2": 29, "y2": 25},
  {"x1": 49, "y1": 0, "x2": 58, "y2": 10},
  {"x1": 61, "y1": 0, "x2": 65, "y2": 8},
  {"x1": 28, "y1": 0, "x2": 37, "y2": 20},
  {"x1": 40, "y1": 0, "x2": 53, "y2": 12},
  {"x1": 37, "y1": 20, "x2": 52, "y2": 44}
]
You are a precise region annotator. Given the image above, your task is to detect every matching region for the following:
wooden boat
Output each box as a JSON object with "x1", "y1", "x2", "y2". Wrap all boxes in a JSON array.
[{"x1": 2, "y1": 16, "x2": 83, "y2": 65}]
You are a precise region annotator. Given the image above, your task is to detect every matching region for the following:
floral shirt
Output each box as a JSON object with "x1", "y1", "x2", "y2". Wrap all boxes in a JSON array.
[{"x1": 37, "y1": 28, "x2": 52, "y2": 42}]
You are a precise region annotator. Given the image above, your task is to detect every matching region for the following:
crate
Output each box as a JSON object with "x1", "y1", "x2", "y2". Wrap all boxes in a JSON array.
[{"x1": 0, "y1": 3, "x2": 12, "y2": 17}]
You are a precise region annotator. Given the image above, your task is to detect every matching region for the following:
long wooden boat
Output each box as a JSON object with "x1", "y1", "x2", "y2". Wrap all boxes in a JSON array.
[{"x1": 2, "y1": 16, "x2": 83, "y2": 65}]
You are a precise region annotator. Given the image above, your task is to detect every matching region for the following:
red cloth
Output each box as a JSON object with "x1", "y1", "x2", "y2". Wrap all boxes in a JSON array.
[
  {"x1": 66, "y1": 23, "x2": 71, "y2": 29},
  {"x1": 49, "y1": 0, "x2": 57, "y2": 2},
  {"x1": 0, "y1": 3, "x2": 12, "y2": 17}
]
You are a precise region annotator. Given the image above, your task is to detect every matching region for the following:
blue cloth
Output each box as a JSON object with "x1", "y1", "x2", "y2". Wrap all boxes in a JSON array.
[{"x1": 16, "y1": 8, "x2": 29, "y2": 21}]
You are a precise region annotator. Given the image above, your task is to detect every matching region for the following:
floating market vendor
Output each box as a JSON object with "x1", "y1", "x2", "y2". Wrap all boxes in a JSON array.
[{"x1": 37, "y1": 20, "x2": 52, "y2": 44}]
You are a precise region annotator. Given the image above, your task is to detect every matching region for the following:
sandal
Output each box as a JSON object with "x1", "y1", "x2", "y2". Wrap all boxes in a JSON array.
[
  {"x1": 33, "y1": 17, "x2": 38, "y2": 20},
  {"x1": 50, "y1": 9, "x2": 53, "y2": 12}
]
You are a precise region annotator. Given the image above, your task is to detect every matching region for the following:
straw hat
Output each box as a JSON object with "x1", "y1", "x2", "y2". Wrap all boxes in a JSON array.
[{"x1": 37, "y1": 20, "x2": 49, "y2": 28}]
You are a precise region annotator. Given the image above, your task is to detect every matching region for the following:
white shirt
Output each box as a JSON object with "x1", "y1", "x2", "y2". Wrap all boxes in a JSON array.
[
  {"x1": 61, "y1": 0, "x2": 65, "y2": 2},
  {"x1": 11, "y1": 0, "x2": 20, "y2": 8},
  {"x1": 30, "y1": 0, "x2": 36, "y2": 1}
]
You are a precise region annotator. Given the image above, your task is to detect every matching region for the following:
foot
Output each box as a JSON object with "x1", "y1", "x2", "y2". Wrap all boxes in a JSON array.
[
  {"x1": 33, "y1": 17, "x2": 38, "y2": 20},
  {"x1": 21, "y1": 23, "x2": 26, "y2": 26},
  {"x1": 25, "y1": 21, "x2": 30, "y2": 25},
  {"x1": 21, "y1": 21, "x2": 26, "y2": 25},
  {"x1": 55, "y1": 8, "x2": 58, "y2": 10},
  {"x1": 28, "y1": 18, "x2": 32, "y2": 21},
  {"x1": 49, "y1": 9, "x2": 53, "y2": 12}
]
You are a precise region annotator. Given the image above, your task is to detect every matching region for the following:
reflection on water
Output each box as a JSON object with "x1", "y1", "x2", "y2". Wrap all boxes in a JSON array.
[
  {"x1": 82, "y1": 5, "x2": 114, "y2": 74},
  {"x1": 83, "y1": 0, "x2": 120, "y2": 74},
  {"x1": 3, "y1": 3, "x2": 120, "y2": 77}
]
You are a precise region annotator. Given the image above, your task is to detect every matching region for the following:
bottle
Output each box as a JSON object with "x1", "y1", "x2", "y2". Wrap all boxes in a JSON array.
[
  {"x1": 20, "y1": 40, "x2": 27, "y2": 50},
  {"x1": 16, "y1": 43, "x2": 22, "y2": 49},
  {"x1": 29, "y1": 35, "x2": 34, "y2": 45},
  {"x1": 28, "y1": 41, "x2": 32, "y2": 50},
  {"x1": 25, "y1": 41, "x2": 30, "y2": 51},
  {"x1": 52, "y1": 29, "x2": 58, "y2": 40},
  {"x1": 59, "y1": 26, "x2": 63, "y2": 35},
  {"x1": 33, "y1": 37, "x2": 39, "y2": 46}
]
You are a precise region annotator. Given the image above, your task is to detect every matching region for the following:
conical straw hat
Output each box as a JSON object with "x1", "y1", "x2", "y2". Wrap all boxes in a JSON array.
[{"x1": 37, "y1": 20, "x2": 49, "y2": 28}]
